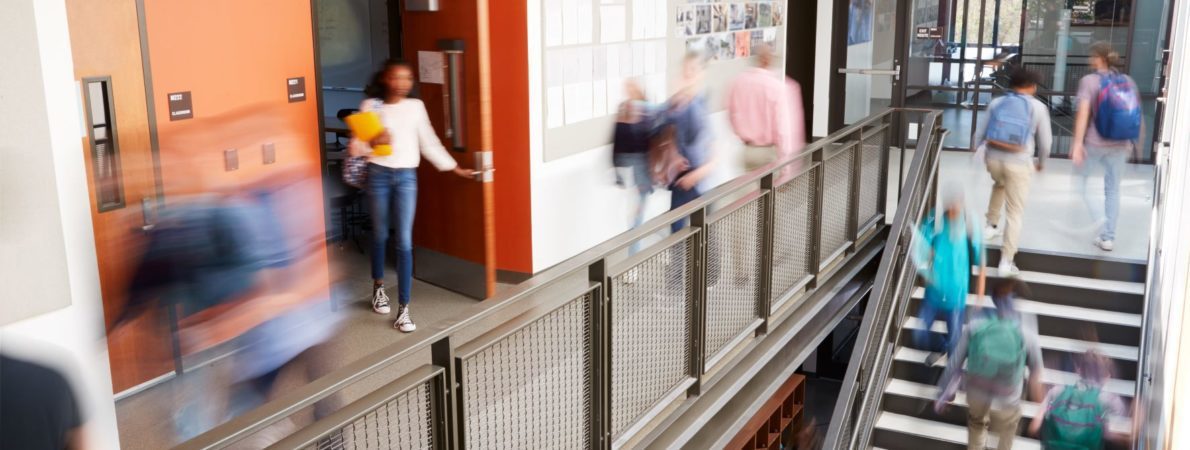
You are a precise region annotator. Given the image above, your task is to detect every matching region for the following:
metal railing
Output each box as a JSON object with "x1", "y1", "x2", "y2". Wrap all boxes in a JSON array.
[
  {"x1": 822, "y1": 112, "x2": 947, "y2": 449},
  {"x1": 176, "y1": 108, "x2": 936, "y2": 450}
]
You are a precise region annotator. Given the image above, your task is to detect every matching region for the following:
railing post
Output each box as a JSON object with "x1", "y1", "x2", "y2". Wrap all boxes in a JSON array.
[
  {"x1": 688, "y1": 208, "x2": 708, "y2": 394},
  {"x1": 808, "y1": 150, "x2": 825, "y2": 289},
  {"x1": 848, "y1": 129, "x2": 864, "y2": 250},
  {"x1": 879, "y1": 113, "x2": 894, "y2": 222},
  {"x1": 431, "y1": 338, "x2": 458, "y2": 450},
  {"x1": 758, "y1": 173, "x2": 776, "y2": 331},
  {"x1": 588, "y1": 259, "x2": 610, "y2": 450}
]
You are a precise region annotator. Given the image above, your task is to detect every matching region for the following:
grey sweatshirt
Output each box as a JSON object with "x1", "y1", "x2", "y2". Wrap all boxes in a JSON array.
[{"x1": 973, "y1": 94, "x2": 1054, "y2": 167}]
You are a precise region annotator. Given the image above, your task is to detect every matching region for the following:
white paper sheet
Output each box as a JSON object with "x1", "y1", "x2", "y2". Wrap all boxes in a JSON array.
[
  {"x1": 619, "y1": 43, "x2": 633, "y2": 77},
  {"x1": 632, "y1": 43, "x2": 645, "y2": 76},
  {"x1": 655, "y1": 0, "x2": 666, "y2": 38},
  {"x1": 577, "y1": 0, "x2": 594, "y2": 44},
  {"x1": 546, "y1": 50, "x2": 565, "y2": 87},
  {"x1": 592, "y1": 80, "x2": 608, "y2": 117},
  {"x1": 606, "y1": 45, "x2": 620, "y2": 80},
  {"x1": 606, "y1": 75, "x2": 623, "y2": 113},
  {"x1": 564, "y1": 83, "x2": 593, "y2": 124},
  {"x1": 562, "y1": 48, "x2": 582, "y2": 85},
  {"x1": 547, "y1": 86, "x2": 565, "y2": 128},
  {"x1": 562, "y1": 0, "x2": 578, "y2": 45},
  {"x1": 593, "y1": 47, "x2": 607, "y2": 81},
  {"x1": 545, "y1": 0, "x2": 563, "y2": 47},
  {"x1": 648, "y1": 73, "x2": 665, "y2": 104},
  {"x1": 418, "y1": 51, "x2": 445, "y2": 84},
  {"x1": 600, "y1": 5, "x2": 626, "y2": 43},
  {"x1": 576, "y1": 48, "x2": 594, "y2": 83},
  {"x1": 644, "y1": 42, "x2": 657, "y2": 75}
]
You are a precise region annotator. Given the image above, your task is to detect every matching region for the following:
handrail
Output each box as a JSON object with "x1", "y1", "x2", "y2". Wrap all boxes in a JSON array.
[
  {"x1": 822, "y1": 111, "x2": 945, "y2": 449},
  {"x1": 176, "y1": 108, "x2": 931, "y2": 449},
  {"x1": 1131, "y1": 141, "x2": 1172, "y2": 449}
]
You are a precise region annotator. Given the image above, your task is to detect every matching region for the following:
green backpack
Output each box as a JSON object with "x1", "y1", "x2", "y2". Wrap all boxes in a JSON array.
[
  {"x1": 966, "y1": 315, "x2": 1026, "y2": 394},
  {"x1": 1042, "y1": 385, "x2": 1106, "y2": 450}
]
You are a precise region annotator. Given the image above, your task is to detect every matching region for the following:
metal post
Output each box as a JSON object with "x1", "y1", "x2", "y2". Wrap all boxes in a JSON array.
[
  {"x1": 688, "y1": 208, "x2": 708, "y2": 393},
  {"x1": 878, "y1": 114, "x2": 893, "y2": 223},
  {"x1": 808, "y1": 149, "x2": 826, "y2": 289},
  {"x1": 758, "y1": 174, "x2": 776, "y2": 330},
  {"x1": 848, "y1": 131, "x2": 863, "y2": 250},
  {"x1": 431, "y1": 338, "x2": 458, "y2": 449},
  {"x1": 588, "y1": 260, "x2": 609, "y2": 450}
]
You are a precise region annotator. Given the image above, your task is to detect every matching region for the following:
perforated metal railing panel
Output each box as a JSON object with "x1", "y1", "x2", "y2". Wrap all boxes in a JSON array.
[
  {"x1": 610, "y1": 237, "x2": 694, "y2": 438},
  {"x1": 821, "y1": 146, "x2": 857, "y2": 264},
  {"x1": 857, "y1": 128, "x2": 886, "y2": 229},
  {"x1": 303, "y1": 381, "x2": 434, "y2": 450},
  {"x1": 704, "y1": 197, "x2": 763, "y2": 367},
  {"x1": 459, "y1": 293, "x2": 593, "y2": 449},
  {"x1": 771, "y1": 169, "x2": 816, "y2": 311}
]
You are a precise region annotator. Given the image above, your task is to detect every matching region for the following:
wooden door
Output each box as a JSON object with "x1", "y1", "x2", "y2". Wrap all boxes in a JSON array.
[
  {"x1": 66, "y1": 0, "x2": 176, "y2": 394},
  {"x1": 403, "y1": 0, "x2": 497, "y2": 299}
]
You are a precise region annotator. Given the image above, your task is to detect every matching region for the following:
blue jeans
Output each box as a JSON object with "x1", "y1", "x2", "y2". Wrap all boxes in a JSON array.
[
  {"x1": 914, "y1": 289, "x2": 965, "y2": 356},
  {"x1": 1078, "y1": 146, "x2": 1128, "y2": 241},
  {"x1": 669, "y1": 183, "x2": 704, "y2": 234},
  {"x1": 368, "y1": 164, "x2": 417, "y2": 304}
]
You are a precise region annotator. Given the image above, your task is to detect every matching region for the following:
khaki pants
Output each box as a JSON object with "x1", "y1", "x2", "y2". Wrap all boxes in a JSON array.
[
  {"x1": 985, "y1": 160, "x2": 1032, "y2": 264},
  {"x1": 742, "y1": 145, "x2": 778, "y2": 172},
  {"x1": 967, "y1": 395, "x2": 1022, "y2": 450}
]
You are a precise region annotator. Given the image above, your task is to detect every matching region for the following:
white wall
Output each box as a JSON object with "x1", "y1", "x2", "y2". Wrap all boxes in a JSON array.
[
  {"x1": 527, "y1": 1, "x2": 785, "y2": 271},
  {"x1": 0, "y1": 0, "x2": 120, "y2": 447},
  {"x1": 813, "y1": 0, "x2": 833, "y2": 137}
]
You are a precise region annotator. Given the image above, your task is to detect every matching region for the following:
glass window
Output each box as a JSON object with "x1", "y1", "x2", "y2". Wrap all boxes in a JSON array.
[{"x1": 84, "y1": 78, "x2": 125, "y2": 211}]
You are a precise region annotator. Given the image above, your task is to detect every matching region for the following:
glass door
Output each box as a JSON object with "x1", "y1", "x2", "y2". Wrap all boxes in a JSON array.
[{"x1": 834, "y1": 0, "x2": 906, "y2": 129}]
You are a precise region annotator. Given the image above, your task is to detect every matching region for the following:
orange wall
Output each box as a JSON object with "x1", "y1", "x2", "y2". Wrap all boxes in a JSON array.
[
  {"x1": 489, "y1": 0, "x2": 533, "y2": 274},
  {"x1": 140, "y1": 0, "x2": 328, "y2": 289}
]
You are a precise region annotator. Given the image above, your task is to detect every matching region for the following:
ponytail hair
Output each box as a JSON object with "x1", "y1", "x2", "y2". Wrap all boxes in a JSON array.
[{"x1": 1089, "y1": 41, "x2": 1123, "y2": 70}]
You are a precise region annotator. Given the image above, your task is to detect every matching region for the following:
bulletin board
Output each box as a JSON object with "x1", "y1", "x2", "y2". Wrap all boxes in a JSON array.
[{"x1": 541, "y1": 0, "x2": 789, "y2": 162}]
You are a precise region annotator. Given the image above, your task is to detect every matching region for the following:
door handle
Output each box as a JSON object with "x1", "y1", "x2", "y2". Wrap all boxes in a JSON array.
[
  {"x1": 140, "y1": 197, "x2": 156, "y2": 232},
  {"x1": 838, "y1": 64, "x2": 902, "y2": 81},
  {"x1": 473, "y1": 151, "x2": 494, "y2": 183}
]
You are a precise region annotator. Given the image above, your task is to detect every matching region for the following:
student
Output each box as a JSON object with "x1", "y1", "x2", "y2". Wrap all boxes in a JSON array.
[
  {"x1": 914, "y1": 186, "x2": 987, "y2": 366},
  {"x1": 1029, "y1": 350, "x2": 1129, "y2": 449},
  {"x1": 975, "y1": 67, "x2": 1052, "y2": 275},
  {"x1": 350, "y1": 59, "x2": 475, "y2": 331},
  {"x1": 1071, "y1": 42, "x2": 1143, "y2": 252},
  {"x1": 936, "y1": 279, "x2": 1045, "y2": 450},
  {"x1": 1, "y1": 354, "x2": 91, "y2": 450},
  {"x1": 663, "y1": 52, "x2": 718, "y2": 233},
  {"x1": 612, "y1": 78, "x2": 658, "y2": 253},
  {"x1": 725, "y1": 43, "x2": 806, "y2": 180}
]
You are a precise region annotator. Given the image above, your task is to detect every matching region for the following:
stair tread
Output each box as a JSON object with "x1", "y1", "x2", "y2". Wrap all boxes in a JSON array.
[
  {"x1": 902, "y1": 316, "x2": 1140, "y2": 361},
  {"x1": 875, "y1": 411, "x2": 1041, "y2": 449},
  {"x1": 893, "y1": 346, "x2": 1136, "y2": 397},
  {"x1": 975, "y1": 267, "x2": 1145, "y2": 295},
  {"x1": 884, "y1": 377, "x2": 1132, "y2": 434},
  {"x1": 910, "y1": 288, "x2": 1142, "y2": 327}
]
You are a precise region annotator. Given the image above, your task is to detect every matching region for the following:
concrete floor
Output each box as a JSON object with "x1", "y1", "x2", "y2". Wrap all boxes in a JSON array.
[
  {"x1": 113, "y1": 245, "x2": 484, "y2": 449},
  {"x1": 891, "y1": 150, "x2": 1154, "y2": 262}
]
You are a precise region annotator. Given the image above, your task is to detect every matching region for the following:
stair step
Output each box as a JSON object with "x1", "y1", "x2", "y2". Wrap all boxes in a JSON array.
[
  {"x1": 976, "y1": 267, "x2": 1145, "y2": 295},
  {"x1": 892, "y1": 346, "x2": 1136, "y2": 398},
  {"x1": 883, "y1": 378, "x2": 1132, "y2": 434},
  {"x1": 910, "y1": 288, "x2": 1142, "y2": 328},
  {"x1": 984, "y1": 248, "x2": 1147, "y2": 283},
  {"x1": 902, "y1": 316, "x2": 1141, "y2": 362},
  {"x1": 873, "y1": 411, "x2": 1041, "y2": 450}
]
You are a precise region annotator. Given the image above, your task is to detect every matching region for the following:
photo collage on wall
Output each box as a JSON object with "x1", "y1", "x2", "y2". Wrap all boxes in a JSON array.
[{"x1": 680, "y1": 1, "x2": 783, "y2": 62}]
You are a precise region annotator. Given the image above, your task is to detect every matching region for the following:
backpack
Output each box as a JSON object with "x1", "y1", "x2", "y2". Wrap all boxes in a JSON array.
[
  {"x1": 985, "y1": 93, "x2": 1034, "y2": 153},
  {"x1": 966, "y1": 315, "x2": 1026, "y2": 395},
  {"x1": 1042, "y1": 384, "x2": 1106, "y2": 450},
  {"x1": 1093, "y1": 72, "x2": 1142, "y2": 140}
]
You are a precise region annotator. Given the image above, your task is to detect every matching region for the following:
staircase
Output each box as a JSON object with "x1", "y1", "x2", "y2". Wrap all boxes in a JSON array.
[{"x1": 870, "y1": 249, "x2": 1147, "y2": 450}]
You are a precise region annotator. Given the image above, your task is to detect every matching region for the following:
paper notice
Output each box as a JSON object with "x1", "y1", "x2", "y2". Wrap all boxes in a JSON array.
[
  {"x1": 547, "y1": 86, "x2": 565, "y2": 128},
  {"x1": 592, "y1": 80, "x2": 608, "y2": 118},
  {"x1": 546, "y1": 50, "x2": 565, "y2": 88},
  {"x1": 563, "y1": 0, "x2": 578, "y2": 45},
  {"x1": 417, "y1": 51, "x2": 445, "y2": 84},
  {"x1": 607, "y1": 76, "x2": 623, "y2": 113},
  {"x1": 632, "y1": 43, "x2": 645, "y2": 76},
  {"x1": 577, "y1": 0, "x2": 594, "y2": 44},
  {"x1": 545, "y1": 0, "x2": 562, "y2": 46},
  {"x1": 600, "y1": 5, "x2": 626, "y2": 43},
  {"x1": 564, "y1": 82, "x2": 593, "y2": 124}
]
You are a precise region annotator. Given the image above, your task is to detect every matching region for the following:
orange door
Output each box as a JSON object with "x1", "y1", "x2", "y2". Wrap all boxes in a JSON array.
[
  {"x1": 66, "y1": 0, "x2": 177, "y2": 394},
  {"x1": 403, "y1": 0, "x2": 497, "y2": 299}
]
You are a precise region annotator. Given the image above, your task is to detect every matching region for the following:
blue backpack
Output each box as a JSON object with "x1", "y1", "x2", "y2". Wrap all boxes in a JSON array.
[
  {"x1": 1094, "y1": 72, "x2": 1142, "y2": 140},
  {"x1": 985, "y1": 94, "x2": 1033, "y2": 153}
]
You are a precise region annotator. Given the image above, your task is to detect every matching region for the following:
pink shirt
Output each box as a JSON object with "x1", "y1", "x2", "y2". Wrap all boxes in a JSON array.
[{"x1": 726, "y1": 67, "x2": 807, "y2": 164}]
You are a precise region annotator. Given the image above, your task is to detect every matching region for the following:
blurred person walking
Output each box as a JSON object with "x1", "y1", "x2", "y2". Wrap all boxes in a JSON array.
[
  {"x1": 911, "y1": 185, "x2": 987, "y2": 366},
  {"x1": 936, "y1": 279, "x2": 1045, "y2": 450},
  {"x1": 1030, "y1": 350, "x2": 1129, "y2": 449},
  {"x1": 1, "y1": 354, "x2": 91, "y2": 450},
  {"x1": 612, "y1": 78, "x2": 659, "y2": 254},
  {"x1": 350, "y1": 59, "x2": 475, "y2": 331},
  {"x1": 974, "y1": 67, "x2": 1052, "y2": 276},
  {"x1": 1070, "y1": 42, "x2": 1143, "y2": 252},
  {"x1": 662, "y1": 52, "x2": 719, "y2": 234},
  {"x1": 725, "y1": 43, "x2": 806, "y2": 180}
]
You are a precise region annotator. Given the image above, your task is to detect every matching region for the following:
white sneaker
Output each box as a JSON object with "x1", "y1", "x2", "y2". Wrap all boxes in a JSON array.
[
  {"x1": 1094, "y1": 237, "x2": 1115, "y2": 252},
  {"x1": 983, "y1": 224, "x2": 1002, "y2": 242},
  {"x1": 998, "y1": 259, "x2": 1020, "y2": 277},
  {"x1": 371, "y1": 286, "x2": 391, "y2": 314},
  {"x1": 394, "y1": 305, "x2": 416, "y2": 333}
]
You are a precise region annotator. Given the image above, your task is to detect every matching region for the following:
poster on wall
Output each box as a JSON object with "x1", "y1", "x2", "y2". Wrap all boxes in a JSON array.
[
  {"x1": 848, "y1": 0, "x2": 874, "y2": 45},
  {"x1": 772, "y1": 3, "x2": 784, "y2": 26},
  {"x1": 713, "y1": 33, "x2": 735, "y2": 61},
  {"x1": 712, "y1": 4, "x2": 728, "y2": 33},
  {"x1": 729, "y1": 4, "x2": 746, "y2": 31},
  {"x1": 696, "y1": 5, "x2": 712, "y2": 34},
  {"x1": 745, "y1": 3, "x2": 758, "y2": 29},
  {"x1": 735, "y1": 31, "x2": 751, "y2": 58},
  {"x1": 758, "y1": 3, "x2": 772, "y2": 27},
  {"x1": 677, "y1": 6, "x2": 696, "y2": 36}
]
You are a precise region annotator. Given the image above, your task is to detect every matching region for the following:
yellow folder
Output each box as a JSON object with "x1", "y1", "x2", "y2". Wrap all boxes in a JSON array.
[{"x1": 344, "y1": 111, "x2": 391, "y2": 156}]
